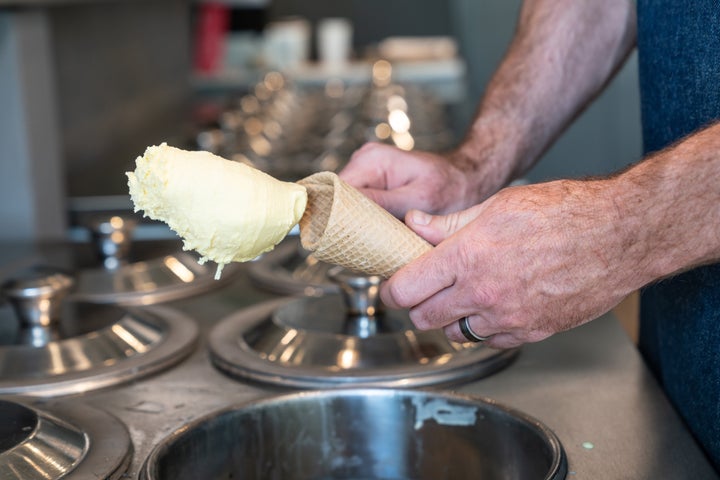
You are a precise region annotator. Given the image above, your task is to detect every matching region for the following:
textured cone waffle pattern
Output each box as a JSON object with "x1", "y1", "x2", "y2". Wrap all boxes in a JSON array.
[{"x1": 298, "y1": 172, "x2": 432, "y2": 278}]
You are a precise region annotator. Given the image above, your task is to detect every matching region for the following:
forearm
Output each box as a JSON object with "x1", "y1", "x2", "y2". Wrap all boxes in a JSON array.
[
  {"x1": 457, "y1": 0, "x2": 637, "y2": 193},
  {"x1": 608, "y1": 122, "x2": 720, "y2": 288}
]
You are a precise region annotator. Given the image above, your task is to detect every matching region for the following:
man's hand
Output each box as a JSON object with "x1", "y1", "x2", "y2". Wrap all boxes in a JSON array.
[
  {"x1": 381, "y1": 180, "x2": 641, "y2": 349},
  {"x1": 339, "y1": 143, "x2": 494, "y2": 218}
]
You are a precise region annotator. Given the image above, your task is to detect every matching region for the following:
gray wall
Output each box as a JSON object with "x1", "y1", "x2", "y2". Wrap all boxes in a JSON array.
[
  {"x1": 0, "y1": 9, "x2": 66, "y2": 241},
  {"x1": 0, "y1": 0, "x2": 192, "y2": 241},
  {"x1": 52, "y1": 0, "x2": 192, "y2": 197}
]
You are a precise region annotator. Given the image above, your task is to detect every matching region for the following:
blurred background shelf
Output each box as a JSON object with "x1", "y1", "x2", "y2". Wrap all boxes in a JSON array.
[{"x1": 192, "y1": 58, "x2": 467, "y2": 103}]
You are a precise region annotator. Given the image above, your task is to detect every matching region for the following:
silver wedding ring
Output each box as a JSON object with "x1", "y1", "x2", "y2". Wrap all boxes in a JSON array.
[{"x1": 459, "y1": 316, "x2": 490, "y2": 343}]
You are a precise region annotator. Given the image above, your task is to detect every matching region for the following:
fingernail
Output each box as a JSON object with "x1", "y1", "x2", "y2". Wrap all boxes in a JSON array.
[{"x1": 411, "y1": 210, "x2": 431, "y2": 226}]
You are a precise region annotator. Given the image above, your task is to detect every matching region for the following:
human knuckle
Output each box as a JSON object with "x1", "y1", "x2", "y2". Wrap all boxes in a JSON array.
[
  {"x1": 467, "y1": 281, "x2": 499, "y2": 310},
  {"x1": 443, "y1": 213, "x2": 462, "y2": 233},
  {"x1": 408, "y1": 308, "x2": 434, "y2": 330},
  {"x1": 384, "y1": 281, "x2": 410, "y2": 308},
  {"x1": 502, "y1": 316, "x2": 527, "y2": 333}
]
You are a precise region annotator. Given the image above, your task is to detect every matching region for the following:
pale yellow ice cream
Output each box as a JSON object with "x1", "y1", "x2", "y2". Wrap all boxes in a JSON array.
[{"x1": 126, "y1": 143, "x2": 307, "y2": 279}]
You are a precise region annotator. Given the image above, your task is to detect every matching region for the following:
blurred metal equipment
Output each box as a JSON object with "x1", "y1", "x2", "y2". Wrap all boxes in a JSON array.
[
  {"x1": 140, "y1": 388, "x2": 567, "y2": 480},
  {"x1": 195, "y1": 68, "x2": 455, "y2": 182},
  {"x1": 0, "y1": 268, "x2": 198, "y2": 396},
  {"x1": 209, "y1": 267, "x2": 517, "y2": 389},
  {"x1": 247, "y1": 238, "x2": 339, "y2": 297}
]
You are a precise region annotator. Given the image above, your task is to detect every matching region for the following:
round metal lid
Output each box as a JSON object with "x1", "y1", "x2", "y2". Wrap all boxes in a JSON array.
[
  {"x1": 68, "y1": 214, "x2": 241, "y2": 305},
  {"x1": 0, "y1": 292, "x2": 198, "y2": 396},
  {"x1": 209, "y1": 295, "x2": 518, "y2": 389},
  {"x1": 0, "y1": 399, "x2": 132, "y2": 480},
  {"x1": 69, "y1": 251, "x2": 241, "y2": 305},
  {"x1": 247, "y1": 238, "x2": 339, "y2": 297}
]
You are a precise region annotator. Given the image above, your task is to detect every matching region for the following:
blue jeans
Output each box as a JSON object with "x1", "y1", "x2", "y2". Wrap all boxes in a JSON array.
[{"x1": 637, "y1": 0, "x2": 720, "y2": 471}]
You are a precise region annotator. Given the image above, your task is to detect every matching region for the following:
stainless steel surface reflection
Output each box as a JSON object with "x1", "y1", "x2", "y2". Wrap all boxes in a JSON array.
[
  {"x1": 70, "y1": 251, "x2": 241, "y2": 306},
  {"x1": 0, "y1": 399, "x2": 131, "y2": 480},
  {"x1": 248, "y1": 239, "x2": 339, "y2": 297},
  {"x1": 65, "y1": 214, "x2": 242, "y2": 306},
  {"x1": 209, "y1": 296, "x2": 517, "y2": 389},
  {"x1": 0, "y1": 400, "x2": 86, "y2": 479},
  {"x1": 141, "y1": 388, "x2": 566, "y2": 480},
  {"x1": 0, "y1": 302, "x2": 198, "y2": 396}
]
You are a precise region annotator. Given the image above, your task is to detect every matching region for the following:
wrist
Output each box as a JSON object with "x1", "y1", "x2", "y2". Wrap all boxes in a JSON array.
[
  {"x1": 593, "y1": 175, "x2": 660, "y2": 290},
  {"x1": 602, "y1": 148, "x2": 718, "y2": 287},
  {"x1": 449, "y1": 115, "x2": 526, "y2": 202}
]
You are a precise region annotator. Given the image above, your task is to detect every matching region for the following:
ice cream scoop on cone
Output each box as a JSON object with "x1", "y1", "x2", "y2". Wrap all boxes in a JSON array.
[
  {"x1": 127, "y1": 144, "x2": 307, "y2": 279},
  {"x1": 298, "y1": 172, "x2": 432, "y2": 278},
  {"x1": 126, "y1": 144, "x2": 430, "y2": 280}
]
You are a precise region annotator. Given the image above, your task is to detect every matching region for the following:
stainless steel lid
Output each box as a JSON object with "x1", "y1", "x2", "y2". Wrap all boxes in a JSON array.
[
  {"x1": 69, "y1": 214, "x2": 240, "y2": 305},
  {"x1": 140, "y1": 388, "x2": 566, "y2": 480},
  {"x1": 0, "y1": 399, "x2": 131, "y2": 479},
  {"x1": 210, "y1": 267, "x2": 518, "y2": 388},
  {"x1": 247, "y1": 238, "x2": 339, "y2": 296},
  {"x1": 0, "y1": 269, "x2": 198, "y2": 396},
  {"x1": 70, "y1": 251, "x2": 241, "y2": 305}
]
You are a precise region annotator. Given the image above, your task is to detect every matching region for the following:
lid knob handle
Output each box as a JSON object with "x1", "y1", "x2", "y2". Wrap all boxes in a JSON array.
[
  {"x1": 86, "y1": 215, "x2": 138, "y2": 269},
  {"x1": 2, "y1": 268, "x2": 74, "y2": 345},
  {"x1": 327, "y1": 266, "x2": 384, "y2": 337}
]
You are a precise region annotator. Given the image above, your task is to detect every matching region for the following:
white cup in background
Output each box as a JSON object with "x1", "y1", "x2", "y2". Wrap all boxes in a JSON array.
[
  {"x1": 263, "y1": 17, "x2": 311, "y2": 71},
  {"x1": 317, "y1": 18, "x2": 353, "y2": 69}
]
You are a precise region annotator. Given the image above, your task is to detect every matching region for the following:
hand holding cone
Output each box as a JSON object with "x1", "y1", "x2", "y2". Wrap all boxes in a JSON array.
[{"x1": 298, "y1": 172, "x2": 432, "y2": 278}]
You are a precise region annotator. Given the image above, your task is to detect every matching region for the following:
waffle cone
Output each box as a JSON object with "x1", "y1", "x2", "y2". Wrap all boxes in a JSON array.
[{"x1": 297, "y1": 172, "x2": 432, "y2": 278}]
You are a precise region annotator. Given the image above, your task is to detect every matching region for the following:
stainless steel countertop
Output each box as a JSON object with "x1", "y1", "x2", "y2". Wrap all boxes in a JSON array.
[
  {"x1": 2, "y1": 243, "x2": 717, "y2": 479},
  {"x1": 86, "y1": 272, "x2": 717, "y2": 479}
]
